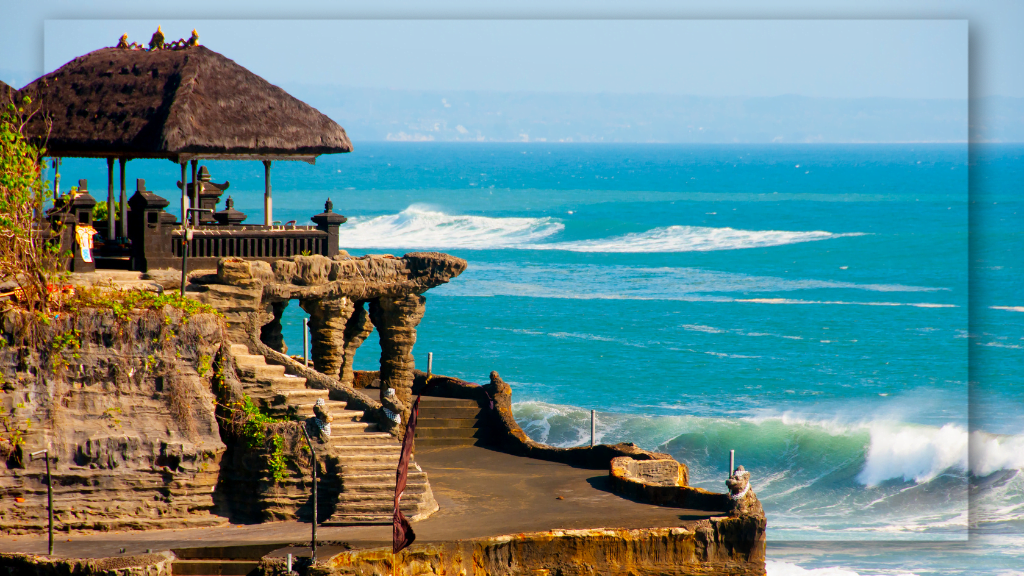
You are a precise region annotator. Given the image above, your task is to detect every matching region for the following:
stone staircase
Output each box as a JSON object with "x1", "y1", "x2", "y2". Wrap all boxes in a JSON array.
[
  {"x1": 415, "y1": 397, "x2": 486, "y2": 447},
  {"x1": 229, "y1": 344, "x2": 438, "y2": 524}
]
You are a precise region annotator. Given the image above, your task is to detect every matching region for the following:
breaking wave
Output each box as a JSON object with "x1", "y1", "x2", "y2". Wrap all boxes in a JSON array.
[
  {"x1": 337, "y1": 206, "x2": 862, "y2": 253},
  {"x1": 536, "y1": 225, "x2": 864, "y2": 253},
  {"x1": 337, "y1": 205, "x2": 563, "y2": 249}
]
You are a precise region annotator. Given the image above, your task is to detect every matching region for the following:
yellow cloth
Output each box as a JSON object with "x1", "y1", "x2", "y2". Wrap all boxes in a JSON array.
[{"x1": 75, "y1": 224, "x2": 97, "y2": 263}]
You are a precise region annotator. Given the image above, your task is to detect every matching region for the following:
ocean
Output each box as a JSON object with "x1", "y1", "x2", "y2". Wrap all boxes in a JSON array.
[{"x1": 61, "y1": 143, "x2": 1022, "y2": 575}]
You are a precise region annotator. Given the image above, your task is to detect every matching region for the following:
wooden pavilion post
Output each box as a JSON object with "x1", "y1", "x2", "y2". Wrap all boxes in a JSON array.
[
  {"x1": 263, "y1": 160, "x2": 273, "y2": 226},
  {"x1": 106, "y1": 157, "x2": 115, "y2": 240},
  {"x1": 118, "y1": 158, "x2": 128, "y2": 238},
  {"x1": 52, "y1": 157, "x2": 61, "y2": 201},
  {"x1": 190, "y1": 159, "x2": 199, "y2": 227}
]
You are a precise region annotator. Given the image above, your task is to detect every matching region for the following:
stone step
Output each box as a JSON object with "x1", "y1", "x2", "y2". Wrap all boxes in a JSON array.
[
  {"x1": 228, "y1": 344, "x2": 251, "y2": 356},
  {"x1": 415, "y1": 437, "x2": 479, "y2": 447},
  {"x1": 419, "y1": 398, "x2": 480, "y2": 408},
  {"x1": 322, "y1": 514, "x2": 392, "y2": 525},
  {"x1": 415, "y1": 427, "x2": 479, "y2": 439},
  {"x1": 417, "y1": 417, "x2": 477, "y2": 428},
  {"x1": 343, "y1": 470, "x2": 428, "y2": 483},
  {"x1": 330, "y1": 421, "x2": 380, "y2": 433},
  {"x1": 172, "y1": 560, "x2": 259, "y2": 576},
  {"x1": 336, "y1": 454, "x2": 402, "y2": 467},
  {"x1": 237, "y1": 363, "x2": 287, "y2": 382},
  {"x1": 274, "y1": 389, "x2": 330, "y2": 404},
  {"x1": 330, "y1": 498, "x2": 432, "y2": 514},
  {"x1": 338, "y1": 483, "x2": 430, "y2": 498},
  {"x1": 416, "y1": 406, "x2": 482, "y2": 419},
  {"x1": 265, "y1": 375, "x2": 308, "y2": 390},
  {"x1": 231, "y1": 353, "x2": 266, "y2": 367},
  {"x1": 329, "y1": 433, "x2": 399, "y2": 446}
]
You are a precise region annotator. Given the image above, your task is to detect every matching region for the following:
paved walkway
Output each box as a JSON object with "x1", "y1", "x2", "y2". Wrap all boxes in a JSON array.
[{"x1": 0, "y1": 445, "x2": 722, "y2": 558}]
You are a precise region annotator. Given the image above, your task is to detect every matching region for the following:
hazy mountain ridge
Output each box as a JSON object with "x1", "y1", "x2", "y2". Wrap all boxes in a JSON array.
[{"x1": 283, "y1": 85, "x2": 1018, "y2": 143}]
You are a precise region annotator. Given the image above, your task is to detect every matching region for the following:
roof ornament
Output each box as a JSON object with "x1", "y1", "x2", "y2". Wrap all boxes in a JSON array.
[{"x1": 117, "y1": 27, "x2": 199, "y2": 51}]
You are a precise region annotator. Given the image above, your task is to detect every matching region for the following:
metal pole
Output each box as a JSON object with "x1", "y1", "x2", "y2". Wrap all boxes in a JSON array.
[
  {"x1": 287, "y1": 553, "x2": 292, "y2": 573},
  {"x1": 263, "y1": 160, "x2": 273, "y2": 226},
  {"x1": 303, "y1": 317, "x2": 309, "y2": 367},
  {"x1": 118, "y1": 158, "x2": 127, "y2": 238},
  {"x1": 590, "y1": 410, "x2": 596, "y2": 447},
  {"x1": 190, "y1": 160, "x2": 199, "y2": 227},
  {"x1": 730, "y1": 450, "x2": 735, "y2": 475},
  {"x1": 31, "y1": 450, "x2": 53, "y2": 555},
  {"x1": 300, "y1": 426, "x2": 317, "y2": 564},
  {"x1": 106, "y1": 157, "x2": 115, "y2": 240},
  {"x1": 427, "y1": 352, "x2": 433, "y2": 376},
  {"x1": 180, "y1": 162, "x2": 188, "y2": 223}
]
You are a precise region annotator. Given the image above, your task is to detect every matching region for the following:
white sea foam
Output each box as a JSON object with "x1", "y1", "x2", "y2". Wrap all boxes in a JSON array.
[
  {"x1": 765, "y1": 560, "x2": 876, "y2": 576},
  {"x1": 991, "y1": 306, "x2": 1024, "y2": 312},
  {"x1": 857, "y1": 424, "x2": 968, "y2": 486},
  {"x1": 338, "y1": 206, "x2": 865, "y2": 253},
  {"x1": 337, "y1": 205, "x2": 563, "y2": 249},
  {"x1": 735, "y1": 298, "x2": 957, "y2": 308},
  {"x1": 970, "y1": 431, "x2": 1024, "y2": 477},
  {"x1": 533, "y1": 225, "x2": 864, "y2": 253}
]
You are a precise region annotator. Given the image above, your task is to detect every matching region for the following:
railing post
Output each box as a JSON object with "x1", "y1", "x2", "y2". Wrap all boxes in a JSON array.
[
  {"x1": 730, "y1": 450, "x2": 735, "y2": 475},
  {"x1": 590, "y1": 410, "x2": 596, "y2": 447},
  {"x1": 300, "y1": 426, "x2": 318, "y2": 564},
  {"x1": 303, "y1": 317, "x2": 310, "y2": 368}
]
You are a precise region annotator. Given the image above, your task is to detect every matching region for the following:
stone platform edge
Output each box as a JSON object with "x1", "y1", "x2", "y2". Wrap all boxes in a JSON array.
[{"x1": 260, "y1": 521, "x2": 766, "y2": 576}]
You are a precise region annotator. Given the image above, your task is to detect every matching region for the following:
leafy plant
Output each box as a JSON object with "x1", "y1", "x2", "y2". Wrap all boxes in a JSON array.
[
  {"x1": 0, "y1": 400, "x2": 31, "y2": 465},
  {"x1": 0, "y1": 94, "x2": 69, "y2": 314}
]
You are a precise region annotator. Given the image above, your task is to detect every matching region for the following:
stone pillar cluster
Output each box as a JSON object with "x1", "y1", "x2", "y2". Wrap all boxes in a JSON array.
[{"x1": 369, "y1": 295, "x2": 426, "y2": 408}]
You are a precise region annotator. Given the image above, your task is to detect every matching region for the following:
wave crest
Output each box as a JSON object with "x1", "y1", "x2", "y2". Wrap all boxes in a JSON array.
[{"x1": 537, "y1": 225, "x2": 864, "y2": 253}]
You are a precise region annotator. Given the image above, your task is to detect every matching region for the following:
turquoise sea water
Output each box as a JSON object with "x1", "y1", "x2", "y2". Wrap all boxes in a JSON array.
[{"x1": 62, "y1": 143, "x2": 1022, "y2": 575}]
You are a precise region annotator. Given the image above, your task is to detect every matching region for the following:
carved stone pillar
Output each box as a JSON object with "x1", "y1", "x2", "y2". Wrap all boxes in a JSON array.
[
  {"x1": 369, "y1": 294, "x2": 426, "y2": 408},
  {"x1": 259, "y1": 301, "x2": 289, "y2": 354},
  {"x1": 301, "y1": 297, "x2": 356, "y2": 377},
  {"x1": 339, "y1": 301, "x2": 374, "y2": 386}
]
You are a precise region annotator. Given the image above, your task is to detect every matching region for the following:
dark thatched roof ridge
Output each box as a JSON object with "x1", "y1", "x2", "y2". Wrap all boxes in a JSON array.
[{"x1": 20, "y1": 45, "x2": 352, "y2": 160}]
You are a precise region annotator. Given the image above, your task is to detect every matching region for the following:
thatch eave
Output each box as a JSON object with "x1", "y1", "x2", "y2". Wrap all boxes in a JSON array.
[{"x1": 19, "y1": 45, "x2": 353, "y2": 161}]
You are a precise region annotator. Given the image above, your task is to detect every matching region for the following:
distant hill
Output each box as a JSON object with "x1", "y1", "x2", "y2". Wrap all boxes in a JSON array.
[{"x1": 281, "y1": 85, "x2": 1017, "y2": 144}]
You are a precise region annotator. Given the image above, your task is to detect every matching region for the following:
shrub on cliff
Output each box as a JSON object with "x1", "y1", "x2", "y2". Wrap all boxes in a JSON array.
[{"x1": 0, "y1": 94, "x2": 67, "y2": 314}]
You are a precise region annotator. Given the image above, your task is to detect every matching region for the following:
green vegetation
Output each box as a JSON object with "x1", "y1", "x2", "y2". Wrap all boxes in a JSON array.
[
  {"x1": 0, "y1": 400, "x2": 31, "y2": 465},
  {"x1": 91, "y1": 200, "x2": 119, "y2": 228},
  {"x1": 234, "y1": 395, "x2": 290, "y2": 483},
  {"x1": 70, "y1": 287, "x2": 221, "y2": 320},
  {"x1": 0, "y1": 94, "x2": 69, "y2": 314}
]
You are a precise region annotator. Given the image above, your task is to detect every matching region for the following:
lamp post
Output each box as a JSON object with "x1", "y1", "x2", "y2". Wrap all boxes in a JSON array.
[
  {"x1": 180, "y1": 208, "x2": 214, "y2": 295},
  {"x1": 30, "y1": 450, "x2": 54, "y2": 555},
  {"x1": 300, "y1": 426, "x2": 317, "y2": 564}
]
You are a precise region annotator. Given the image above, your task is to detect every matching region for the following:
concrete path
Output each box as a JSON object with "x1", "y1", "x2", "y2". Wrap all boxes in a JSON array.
[{"x1": 0, "y1": 445, "x2": 722, "y2": 559}]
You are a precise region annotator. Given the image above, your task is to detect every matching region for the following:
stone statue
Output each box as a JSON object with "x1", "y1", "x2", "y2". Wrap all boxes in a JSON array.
[
  {"x1": 312, "y1": 397, "x2": 333, "y2": 442},
  {"x1": 726, "y1": 465, "x2": 764, "y2": 517}
]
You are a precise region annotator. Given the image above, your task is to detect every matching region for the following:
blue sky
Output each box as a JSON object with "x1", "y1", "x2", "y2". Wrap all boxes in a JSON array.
[
  {"x1": 0, "y1": 0, "x2": 1021, "y2": 98},
  {"x1": 41, "y1": 19, "x2": 966, "y2": 99}
]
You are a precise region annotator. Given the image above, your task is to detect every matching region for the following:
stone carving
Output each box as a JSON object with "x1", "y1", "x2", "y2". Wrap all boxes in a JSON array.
[
  {"x1": 726, "y1": 465, "x2": 764, "y2": 517},
  {"x1": 312, "y1": 398, "x2": 333, "y2": 442}
]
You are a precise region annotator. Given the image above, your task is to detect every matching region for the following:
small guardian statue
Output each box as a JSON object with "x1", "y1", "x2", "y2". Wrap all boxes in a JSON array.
[
  {"x1": 311, "y1": 397, "x2": 333, "y2": 442},
  {"x1": 726, "y1": 465, "x2": 764, "y2": 517}
]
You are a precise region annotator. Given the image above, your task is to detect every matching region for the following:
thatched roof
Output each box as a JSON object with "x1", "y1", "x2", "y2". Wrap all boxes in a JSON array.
[{"x1": 20, "y1": 45, "x2": 352, "y2": 161}]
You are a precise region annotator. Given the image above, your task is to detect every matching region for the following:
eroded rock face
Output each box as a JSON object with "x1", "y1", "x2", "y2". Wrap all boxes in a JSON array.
[
  {"x1": 0, "y1": 309, "x2": 227, "y2": 534},
  {"x1": 339, "y1": 302, "x2": 373, "y2": 386}
]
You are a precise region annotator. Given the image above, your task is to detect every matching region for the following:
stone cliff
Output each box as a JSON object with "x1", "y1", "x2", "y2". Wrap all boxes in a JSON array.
[{"x1": 0, "y1": 305, "x2": 227, "y2": 533}]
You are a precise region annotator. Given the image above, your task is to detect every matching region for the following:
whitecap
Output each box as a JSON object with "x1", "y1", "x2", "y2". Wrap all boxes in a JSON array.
[{"x1": 531, "y1": 225, "x2": 864, "y2": 253}]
